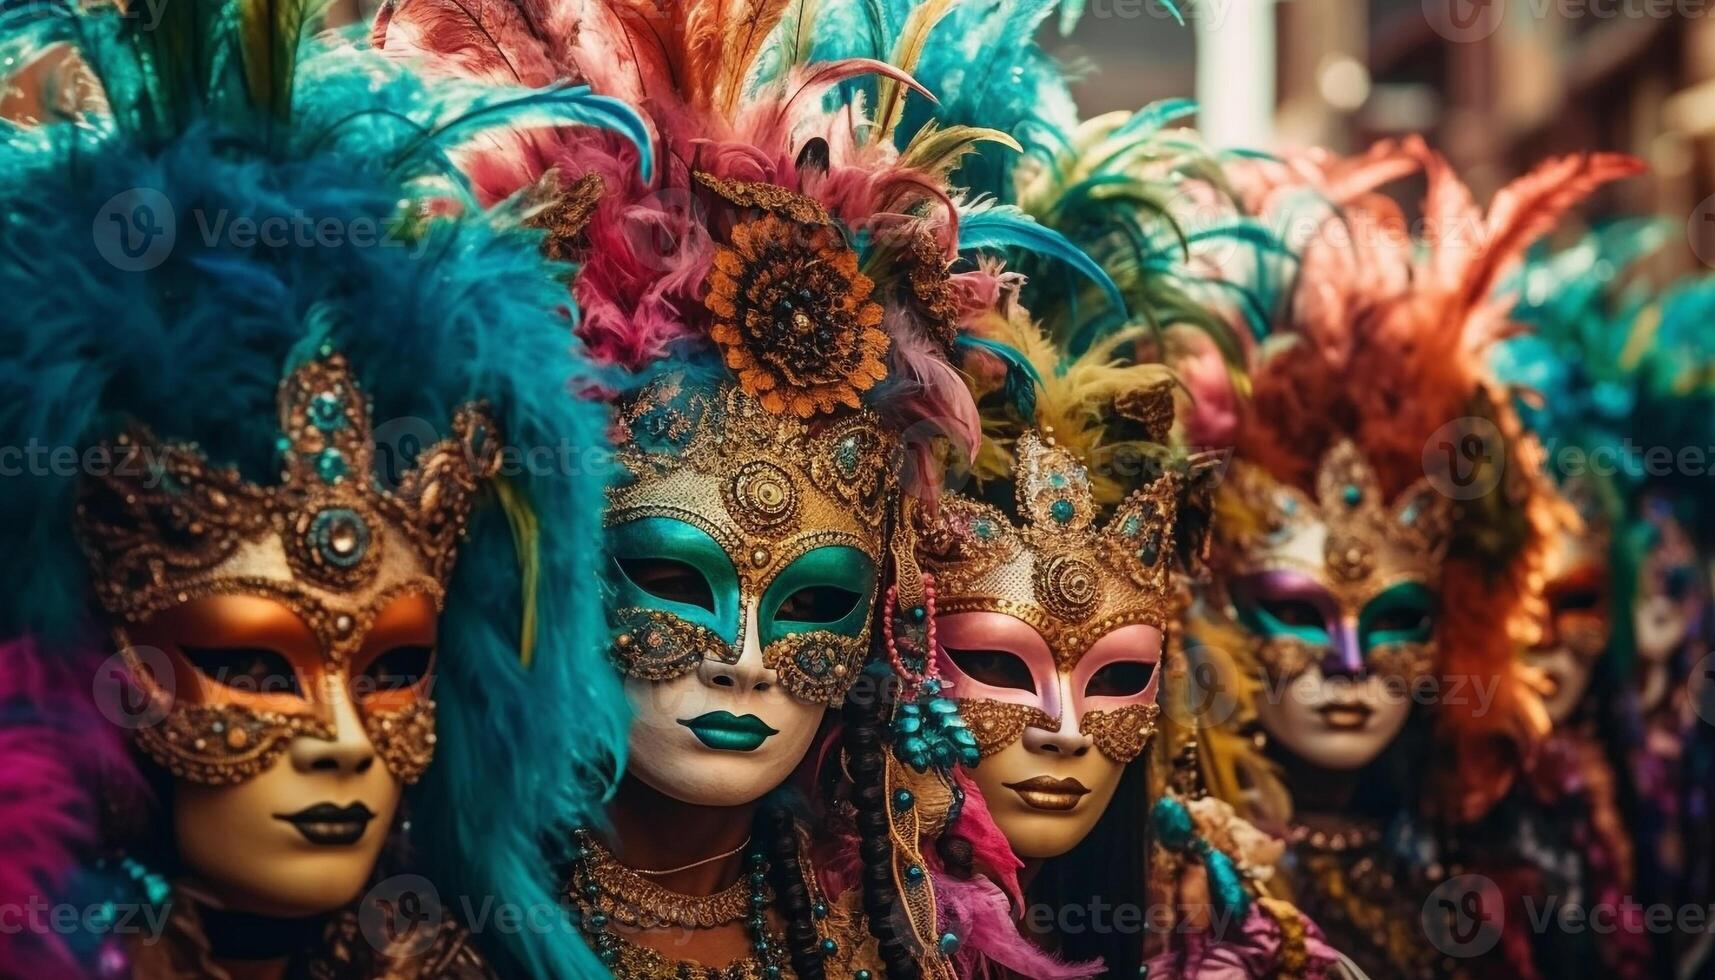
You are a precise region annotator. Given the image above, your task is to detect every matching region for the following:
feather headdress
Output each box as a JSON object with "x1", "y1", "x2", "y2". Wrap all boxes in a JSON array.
[
  {"x1": 377, "y1": 0, "x2": 1105, "y2": 478},
  {"x1": 0, "y1": 1, "x2": 647, "y2": 976},
  {"x1": 1208, "y1": 137, "x2": 1643, "y2": 821},
  {"x1": 1498, "y1": 220, "x2": 1715, "y2": 681}
]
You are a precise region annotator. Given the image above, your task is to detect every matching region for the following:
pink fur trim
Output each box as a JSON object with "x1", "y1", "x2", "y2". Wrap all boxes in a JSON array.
[{"x1": 935, "y1": 872, "x2": 1100, "y2": 980}]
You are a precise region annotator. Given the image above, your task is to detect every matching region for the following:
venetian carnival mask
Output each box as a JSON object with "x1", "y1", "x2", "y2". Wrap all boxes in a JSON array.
[
  {"x1": 1221, "y1": 440, "x2": 1452, "y2": 771},
  {"x1": 77, "y1": 351, "x2": 498, "y2": 915},
  {"x1": 1525, "y1": 479, "x2": 1611, "y2": 726},
  {"x1": 1634, "y1": 496, "x2": 1703, "y2": 665},
  {"x1": 604, "y1": 380, "x2": 899, "y2": 806},
  {"x1": 922, "y1": 432, "x2": 1175, "y2": 858}
]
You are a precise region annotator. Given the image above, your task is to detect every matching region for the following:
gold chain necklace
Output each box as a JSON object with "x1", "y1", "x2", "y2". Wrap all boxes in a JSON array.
[{"x1": 574, "y1": 831, "x2": 764, "y2": 930}]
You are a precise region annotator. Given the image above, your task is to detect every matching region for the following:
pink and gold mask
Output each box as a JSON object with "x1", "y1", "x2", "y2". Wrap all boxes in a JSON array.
[
  {"x1": 920, "y1": 432, "x2": 1177, "y2": 765},
  {"x1": 76, "y1": 351, "x2": 499, "y2": 786}
]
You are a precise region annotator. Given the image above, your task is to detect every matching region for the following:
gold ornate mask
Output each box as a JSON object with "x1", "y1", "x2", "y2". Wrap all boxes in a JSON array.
[
  {"x1": 1218, "y1": 439, "x2": 1451, "y2": 684},
  {"x1": 76, "y1": 351, "x2": 500, "y2": 785},
  {"x1": 919, "y1": 431, "x2": 1176, "y2": 764},
  {"x1": 604, "y1": 379, "x2": 900, "y2": 705}
]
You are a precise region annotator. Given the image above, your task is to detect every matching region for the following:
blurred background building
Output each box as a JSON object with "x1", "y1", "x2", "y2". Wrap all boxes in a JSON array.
[{"x1": 1046, "y1": 0, "x2": 1714, "y2": 272}]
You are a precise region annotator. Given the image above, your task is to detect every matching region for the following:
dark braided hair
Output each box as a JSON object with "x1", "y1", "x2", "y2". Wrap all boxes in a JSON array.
[
  {"x1": 843, "y1": 668, "x2": 922, "y2": 979},
  {"x1": 761, "y1": 801, "x2": 827, "y2": 980}
]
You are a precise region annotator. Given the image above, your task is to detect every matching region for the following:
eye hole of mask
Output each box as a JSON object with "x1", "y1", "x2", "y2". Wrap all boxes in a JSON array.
[
  {"x1": 1552, "y1": 587, "x2": 1604, "y2": 614},
  {"x1": 179, "y1": 646, "x2": 302, "y2": 696},
  {"x1": 362, "y1": 645, "x2": 434, "y2": 692},
  {"x1": 1256, "y1": 598, "x2": 1324, "y2": 630},
  {"x1": 776, "y1": 585, "x2": 864, "y2": 625},
  {"x1": 945, "y1": 648, "x2": 1037, "y2": 693},
  {"x1": 1665, "y1": 566, "x2": 1698, "y2": 602},
  {"x1": 1366, "y1": 606, "x2": 1431, "y2": 635},
  {"x1": 1086, "y1": 661, "x2": 1155, "y2": 698},
  {"x1": 616, "y1": 557, "x2": 716, "y2": 611}
]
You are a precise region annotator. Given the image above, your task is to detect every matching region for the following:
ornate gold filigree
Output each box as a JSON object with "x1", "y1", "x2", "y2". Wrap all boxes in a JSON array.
[
  {"x1": 612, "y1": 607, "x2": 733, "y2": 680},
  {"x1": 957, "y1": 699, "x2": 1058, "y2": 758},
  {"x1": 365, "y1": 699, "x2": 438, "y2": 785},
  {"x1": 526, "y1": 169, "x2": 605, "y2": 264},
  {"x1": 920, "y1": 431, "x2": 1180, "y2": 667},
  {"x1": 1221, "y1": 439, "x2": 1451, "y2": 612},
  {"x1": 607, "y1": 381, "x2": 898, "y2": 705},
  {"x1": 576, "y1": 833, "x2": 760, "y2": 930},
  {"x1": 78, "y1": 351, "x2": 497, "y2": 786},
  {"x1": 1082, "y1": 703, "x2": 1161, "y2": 764},
  {"x1": 762, "y1": 630, "x2": 868, "y2": 707},
  {"x1": 133, "y1": 702, "x2": 334, "y2": 786}
]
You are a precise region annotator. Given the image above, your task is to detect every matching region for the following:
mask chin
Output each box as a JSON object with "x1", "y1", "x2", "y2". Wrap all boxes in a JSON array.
[
  {"x1": 170, "y1": 723, "x2": 401, "y2": 918},
  {"x1": 622, "y1": 669, "x2": 826, "y2": 807},
  {"x1": 1254, "y1": 668, "x2": 1413, "y2": 772},
  {"x1": 1523, "y1": 645, "x2": 1594, "y2": 726}
]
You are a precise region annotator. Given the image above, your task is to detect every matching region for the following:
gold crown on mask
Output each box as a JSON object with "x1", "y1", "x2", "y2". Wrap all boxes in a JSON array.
[
  {"x1": 75, "y1": 350, "x2": 500, "y2": 784},
  {"x1": 606, "y1": 378, "x2": 901, "y2": 704},
  {"x1": 1221, "y1": 438, "x2": 1453, "y2": 606},
  {"x1": 919, "y1": 430, "x2": 1182, "y2": 664}
]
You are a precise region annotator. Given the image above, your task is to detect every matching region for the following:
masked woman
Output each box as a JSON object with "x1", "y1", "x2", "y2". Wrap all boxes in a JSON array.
[
  {"x1": 1500, "y1": 229, "x2": 1715, "y2": 977},
  {"x1": 371, "y1": 0, "x2": 1143, "y2": 975},
  {"x1": 0, "y1": 1, "x2": 648, "y2": 976},
  {"x1": 799, "y1": 2, "x2": 1361, "y2": 975},
  {"x1": 1183, "y1": 140, "x2": 1639, "y2": 979}
]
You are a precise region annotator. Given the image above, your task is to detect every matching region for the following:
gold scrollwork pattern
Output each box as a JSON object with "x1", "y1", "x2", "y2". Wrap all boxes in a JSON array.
[
  {"x1": 957, "y1": 699, "x2": 1058, "y2": 758},
  {"x1": 1367, "y1": 641, "x2": 1434, "y2": 685},
  {"x1": 611, "y1": 608, "x2": 734, "y2": 681},
  {"x1": 762, "y1": 629, "x2": 870, "y2": 706},
  {"x1": 134, "y1": 703, "x2": 335, "y2": 786},
  {"x1": 1082, "y1": 703, "x2": 1161, "y2": 764},
  {"x1": 364, "y1": 699, "x2": 437, "y2": 784}
]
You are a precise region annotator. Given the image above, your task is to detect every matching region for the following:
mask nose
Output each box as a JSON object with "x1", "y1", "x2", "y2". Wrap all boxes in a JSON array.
[
  {"x1": 1020, "y1": 721, "x2": 1094, "y2": 758},
  {"x1": 1319, "y1": 618, "x2": 1365, "y2": 679},
  {"x1": 291, "y1": 674, "x2": 378, "y2": 776},
  {"x1": 700, "y1": 600, "x2": 777, "y2": 695}
]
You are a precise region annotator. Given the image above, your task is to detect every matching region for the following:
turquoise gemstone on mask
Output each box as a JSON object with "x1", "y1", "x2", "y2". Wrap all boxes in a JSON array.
[
  {"x1": 835, "y1": 435, "x2": 861, "y2": 475},
  {"x1": 905, "y1": 864, "x2": 925, "y2": 883},
  {"x1": 1050, "y1": 499, "x2": 1074, "y2": 524},
  {"x1": 894, "y1": 789, "x2": 914, "y2": 810},
  {"x1": 1122, "y1": 514, "x2": 1142, "y2": 537},
  {"x1": 315, "y1": 447, "x2": 347, "y2": 483},
  {"x1": 938, "y1": 932, "x2": 960, "y2": 954},
  {"x1": 1342, "y1": 484, "x2": 1361, "y2": 506},
  {"x1": 309, "y1": 391, "x2": 346, "y2": 431}
]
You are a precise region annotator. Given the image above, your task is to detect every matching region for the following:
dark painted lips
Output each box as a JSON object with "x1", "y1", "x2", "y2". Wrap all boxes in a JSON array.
[
  {"x1": 678, "y1": 711, "x2": 780, "y2": 752},
  {"x1": 274, "y1": 802, "x2": 376, "y2": 846}
]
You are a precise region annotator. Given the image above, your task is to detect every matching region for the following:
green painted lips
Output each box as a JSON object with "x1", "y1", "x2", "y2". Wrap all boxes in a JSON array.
[{"x1": 678, "y1": 710, "x2": 780, "y2": 752}]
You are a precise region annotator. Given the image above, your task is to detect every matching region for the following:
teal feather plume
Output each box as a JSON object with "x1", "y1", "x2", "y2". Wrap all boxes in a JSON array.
[{"x1": 0, "y1": 2, "x2": 652, "y2": 977}]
